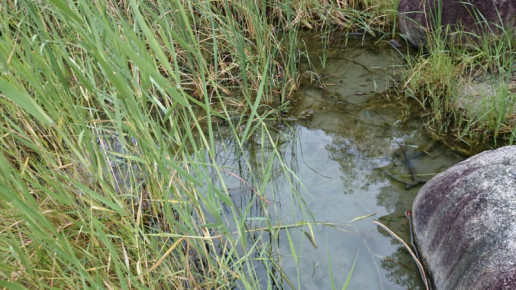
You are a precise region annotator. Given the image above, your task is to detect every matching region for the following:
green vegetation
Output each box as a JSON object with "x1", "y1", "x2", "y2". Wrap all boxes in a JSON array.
[
  {"x1": 401, "y1": 11, "x2": 516, "y2": 150},
  {"x1": 0, "y1": 0, "x2": 396, "y2": 288}
]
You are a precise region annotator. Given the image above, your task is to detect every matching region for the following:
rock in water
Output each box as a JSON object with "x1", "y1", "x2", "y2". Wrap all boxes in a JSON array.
[
  {"x1": 412, "y1": 145, "x2": 516, "y2": 289},
  {"x1": 398, "y1": 0, "x2": 516, "y2": 48}
]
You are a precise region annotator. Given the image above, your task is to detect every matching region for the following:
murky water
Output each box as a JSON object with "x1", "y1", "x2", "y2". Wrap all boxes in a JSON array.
[{"x1": 210, "y1": 33, "x2": 465, "y2": 289}]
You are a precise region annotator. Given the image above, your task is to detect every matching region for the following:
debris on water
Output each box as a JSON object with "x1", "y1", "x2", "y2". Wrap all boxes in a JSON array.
[
  {"x1": 298, "y1": 109, "x2": 314, "y2": 119},
  {"x1": 377, "y1": 144, "x2": 427, "y2": 190}
]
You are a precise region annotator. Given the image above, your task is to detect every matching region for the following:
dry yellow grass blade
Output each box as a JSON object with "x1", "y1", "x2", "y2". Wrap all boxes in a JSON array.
[{"x1": 140, "y1": 237, "x2": 186, "y2": 277}]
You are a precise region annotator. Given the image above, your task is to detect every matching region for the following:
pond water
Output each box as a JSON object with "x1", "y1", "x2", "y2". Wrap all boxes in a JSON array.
[{"x1": 210, "y1": 33, "x2": 465, "y2": 289}]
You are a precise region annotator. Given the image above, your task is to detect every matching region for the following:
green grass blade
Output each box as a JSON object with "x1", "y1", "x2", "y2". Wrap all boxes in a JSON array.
[{"x1": 0, "y1": 78, "x2": 54, "y2": 125}]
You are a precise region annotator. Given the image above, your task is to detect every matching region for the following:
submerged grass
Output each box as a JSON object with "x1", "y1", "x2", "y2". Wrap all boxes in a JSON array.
[{"x1": 0, "y1": 0, "x2": 397, "y2": 288}]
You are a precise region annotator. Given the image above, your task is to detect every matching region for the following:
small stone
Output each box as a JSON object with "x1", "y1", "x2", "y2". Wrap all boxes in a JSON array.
[{"x1": 389, "y1": 39, "x2": 402, "y2": 48}]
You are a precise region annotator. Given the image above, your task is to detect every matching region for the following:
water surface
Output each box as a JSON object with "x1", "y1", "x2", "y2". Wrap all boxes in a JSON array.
[{"x1": 212, "y1": 33, "x2": 464, "y2": 289}]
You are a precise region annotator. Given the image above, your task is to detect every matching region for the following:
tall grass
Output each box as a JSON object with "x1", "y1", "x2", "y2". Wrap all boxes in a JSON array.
[{"x1": 0, "y1": 0, "x2": 396, "y2": 288}]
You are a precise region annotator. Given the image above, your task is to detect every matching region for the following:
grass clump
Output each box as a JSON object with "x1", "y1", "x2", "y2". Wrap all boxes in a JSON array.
[{"x1": 401, "y1": 20, "x2": 516, "y2": 149}]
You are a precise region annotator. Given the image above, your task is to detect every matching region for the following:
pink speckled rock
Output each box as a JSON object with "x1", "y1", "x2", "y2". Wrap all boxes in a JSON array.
[
  {"x1": 413, "y1": 145, "x2": 516, "y2": 289},
  {"x1": 398, "y1": 0, "x2": 516, "y2": 47}
]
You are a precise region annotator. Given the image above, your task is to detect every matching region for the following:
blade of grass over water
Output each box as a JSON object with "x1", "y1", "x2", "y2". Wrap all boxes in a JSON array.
[
  {"x1": 342, "y1": 249, "x2": 359, "y2": 290},
  {"x1": 328, "y1": 246, "x2": 336, "y2": 290}
]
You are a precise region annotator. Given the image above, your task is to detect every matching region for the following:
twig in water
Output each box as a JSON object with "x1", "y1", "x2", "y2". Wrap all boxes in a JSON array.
[
  {"x1": 372, "y1": 220, "x2": 430, "y2": 290},
  {"x1": 376, "y1": 144, "x2": 427, "y2": 189}
]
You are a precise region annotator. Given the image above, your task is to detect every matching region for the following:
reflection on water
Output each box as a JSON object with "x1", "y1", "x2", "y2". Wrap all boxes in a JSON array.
[
  {"x1": 208, "y1": 33, "x2": 464, "y2": 289},
  {"x1": 272, "y1": 124, "x2": 461, "y2": 289}
]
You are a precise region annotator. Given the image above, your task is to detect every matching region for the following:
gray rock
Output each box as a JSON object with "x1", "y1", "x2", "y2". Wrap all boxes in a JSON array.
[
  {"x1": 454, "y1": 76, "x2": 516, "y2": 122},
  {"x1": 398, "y1": 0, "x2": 516, "y2": 47},
  {"x1": 412, "y1": 145, "x2": 516, "y2": 289}
]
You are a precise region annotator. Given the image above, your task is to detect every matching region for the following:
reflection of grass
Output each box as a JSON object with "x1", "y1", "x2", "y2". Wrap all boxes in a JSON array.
[
  {"x1": 0, "y1": 0, "x2": 399, "y2": 288},
  {"x1": 401, "y1": 6, "x2": 516, "y2": 147}
]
